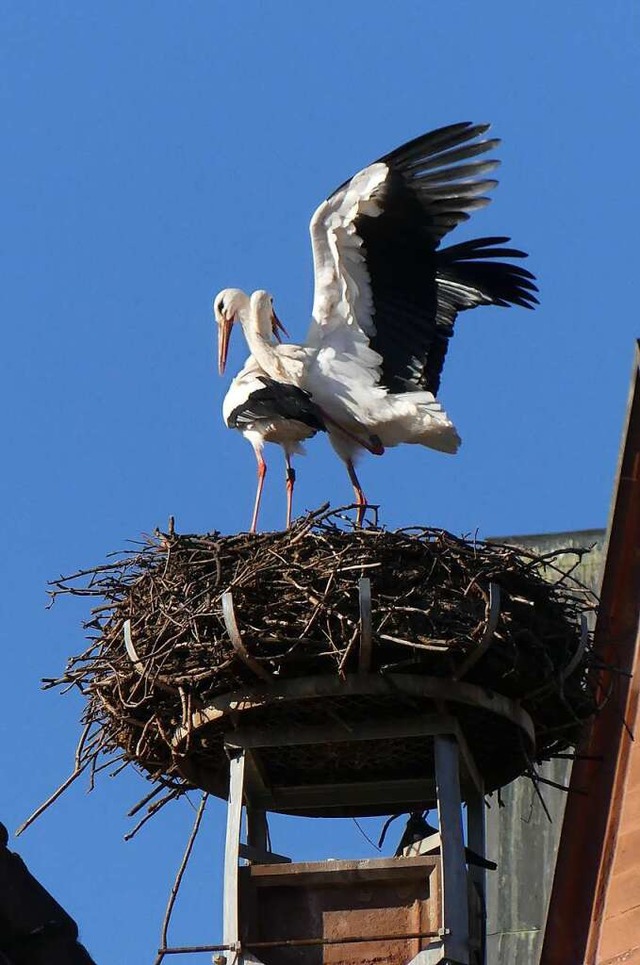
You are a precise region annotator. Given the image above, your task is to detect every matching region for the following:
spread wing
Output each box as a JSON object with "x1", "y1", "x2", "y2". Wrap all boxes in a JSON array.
[{"x1": 306, "y1": 122, "x2": 537, "y2": 396}]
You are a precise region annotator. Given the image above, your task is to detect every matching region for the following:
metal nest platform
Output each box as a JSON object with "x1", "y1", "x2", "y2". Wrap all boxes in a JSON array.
[{"x1": 43, "y1": 507, "x2": 599, "y2": 825}]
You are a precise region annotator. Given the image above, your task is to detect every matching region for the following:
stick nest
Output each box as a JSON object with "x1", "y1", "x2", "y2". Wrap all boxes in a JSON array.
[{"x1": 44, "y1": 507, "x2": 600, "y2": 827}]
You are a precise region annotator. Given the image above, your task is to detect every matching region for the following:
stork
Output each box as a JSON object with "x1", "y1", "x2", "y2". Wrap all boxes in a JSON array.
[
  {"x1": 215, "y1": 122, "x2": 537, "y2": 525},
  {"x1": 222, "y1": 354, "x2": 326, "y2": 532}
]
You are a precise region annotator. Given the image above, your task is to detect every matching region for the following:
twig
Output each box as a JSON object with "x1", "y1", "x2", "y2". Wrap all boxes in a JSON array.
[
  {"x1": 154, "y1": 792, "x2": 208, "y2": 965},
  {"x1": 16, "y1": 764, "x2": 89, "y2": 836},
  {"x1": 38, "y1": 507, "x2": 603, "y2": 838}
]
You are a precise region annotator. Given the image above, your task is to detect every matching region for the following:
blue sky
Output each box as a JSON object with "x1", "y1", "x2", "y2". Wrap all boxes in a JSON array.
[{"x1": 1, "y1": 2, "x2": 638, "y2": 961}]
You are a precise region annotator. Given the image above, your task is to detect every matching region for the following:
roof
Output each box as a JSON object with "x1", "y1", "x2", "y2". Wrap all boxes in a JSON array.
[
  {"x1": 541, "y1": 341, "x2": 640, "y2": 964},
  {"x1": 0, "y1": 821, "x2": 97, "y2": 965}
]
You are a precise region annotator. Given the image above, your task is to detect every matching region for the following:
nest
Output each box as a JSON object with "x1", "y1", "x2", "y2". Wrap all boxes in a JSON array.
[{"x1": 40, "y1": 507, "x2": 600, "y2": 830}]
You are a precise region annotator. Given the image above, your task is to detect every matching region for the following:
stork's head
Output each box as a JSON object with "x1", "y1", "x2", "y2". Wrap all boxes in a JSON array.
[
  {"x1": 214, "y1": 288, "x2": 249, "y2": 375},
  {"x1": 214, "y1": 287, "x2": 289, "y2": 375}
]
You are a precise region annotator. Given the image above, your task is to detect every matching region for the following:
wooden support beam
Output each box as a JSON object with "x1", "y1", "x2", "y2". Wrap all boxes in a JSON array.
[
  {"x1": 466, "y1": 785, "x2": 487, "y2": 964},
  {"x1": 176, "y1": 673, "x2": 535, "y2": 751},
  {"x1": 435, "y1": 734, "x2": 470, "y2": 964},
  {"x1": 223, "y1": 749, "x2": 245, "y2": 965},
  {"x1": 453, "y1": 721, "x2": 484, "y2": 798},
  {"x1": 257, "y1": 775, "x2": 437, "y2": 814},
  {"x1": 225, "y1": 714, "x2": 458, "y2": 750},
  {"x1": 245, "y1": 854, "x2": 438, "y2": 886},
  {"x1": 242, "y1": 749, "x2": 269, "y2": 800}
]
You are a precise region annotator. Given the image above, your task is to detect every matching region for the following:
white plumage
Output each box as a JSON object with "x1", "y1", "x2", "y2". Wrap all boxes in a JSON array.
[{"x1": 215, "y1": 122, "x2": 537, "y2": 528}]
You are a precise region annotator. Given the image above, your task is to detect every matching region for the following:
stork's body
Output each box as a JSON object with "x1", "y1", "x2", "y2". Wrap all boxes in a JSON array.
[
  {"x1": 215, "y1": 122, "x2": 538, "y2": 527},
  {"x1": 222, "y1": 355, "x2": 325, "y2": 531}
]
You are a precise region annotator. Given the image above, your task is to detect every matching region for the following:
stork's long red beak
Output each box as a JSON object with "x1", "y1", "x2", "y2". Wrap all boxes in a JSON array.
[
  {"x1": 218, "y1": 317, "x2": 233, "y2": 375},
  {"x1": 272, "y1": 309, "x2": 289, "y2": 344}
]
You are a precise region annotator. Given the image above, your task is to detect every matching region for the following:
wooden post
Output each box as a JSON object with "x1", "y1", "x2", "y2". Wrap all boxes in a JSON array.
[
  {"x1": 246, "y1": 807, "x2": 268, "y2": 853},
  {"x1": 467, "y1": 787, "x2": 487, "y2": 965},
  {"x1": 223, "y1": 749, "x2": 245, "y2": 965},
  {"x1": 434, "y1": 734, "x2": 470, "y2": 964}
]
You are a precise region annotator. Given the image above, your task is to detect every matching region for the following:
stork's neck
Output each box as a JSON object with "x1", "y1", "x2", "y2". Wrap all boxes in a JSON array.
[{"x1": 237, "y1": 298, "x2": 282, "y2": 379}]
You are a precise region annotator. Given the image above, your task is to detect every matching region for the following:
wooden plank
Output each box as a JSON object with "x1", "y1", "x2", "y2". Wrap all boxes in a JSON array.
[
  {"x1": 225, "y1": 714, "x2": 458, "y2": 750},
  {"x1": 255, "y1": 776, "x2": 436, "y2": 813},
  {"x1": 401, "y1": 831, "x2": 442, "y2": 857},
  {"x1": 245, "y1": 854, "x2": 439, "y2": 886},
  {"x1": 434, "y1": 734, "x2": 470, "y2": 964},
  {"x1": 223, "y1": 749, "x2": 245, "y2": 964},
  {"x1": 358, "y1": 577, "x2": 373, "y2": 673}
]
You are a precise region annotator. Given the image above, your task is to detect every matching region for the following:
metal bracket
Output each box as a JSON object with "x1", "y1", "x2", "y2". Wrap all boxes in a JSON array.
[
  {"x1": 222, "y1": 592, "x2": 272, "y2": 682},
  {"x1": 524, "y1": 612, "x2": 590, "y2": 701},
  {"x1": 238, "y1": 843, "x2": 290, "y2": 865},
  {"x1": 454, "y1": 583, "x2": 501, "y2": 681},
  {"x1": 560, "y1": 612, "x2": 589, "y2": 682},
  {"x1": 358, "y1": 577, "x2": 373, "y2": 673}
]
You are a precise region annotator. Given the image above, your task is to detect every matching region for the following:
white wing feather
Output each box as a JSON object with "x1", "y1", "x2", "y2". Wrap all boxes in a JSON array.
[
  {"x1": 303, "y1": 162, "x2": 460, "y2": 454},
  {"x1": 308, "y1": 162, "x2": 387, "y2": 345}
]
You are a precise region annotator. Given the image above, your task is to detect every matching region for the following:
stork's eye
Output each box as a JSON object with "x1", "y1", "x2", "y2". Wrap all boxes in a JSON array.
[{"x1": 216, "y1": 299, "x2": 225, "y2": 315}]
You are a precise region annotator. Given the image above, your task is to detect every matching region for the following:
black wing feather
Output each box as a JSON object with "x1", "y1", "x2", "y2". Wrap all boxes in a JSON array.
[
  {"x1": 355, "y1": 172, "x2": 440, "y2": 392},
  {"x1": 418, "y1": 238, "x2": 539, "y2": 395},
  {"x1": 329, "y1": 123, "x2": 538, "y2": 395},
  {"x1": 228, "y1": 378, "x2": 326, "y2": 433}
]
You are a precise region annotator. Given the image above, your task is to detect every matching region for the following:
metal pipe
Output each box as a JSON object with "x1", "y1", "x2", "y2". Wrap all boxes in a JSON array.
[{"x1": 157, "y1": 929, "x2": 440, "y2": 954}]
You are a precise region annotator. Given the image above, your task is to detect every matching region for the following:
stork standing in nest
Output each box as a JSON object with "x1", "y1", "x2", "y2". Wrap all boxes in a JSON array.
[
  {"x1": 215, "y1": 122, "x2": 537, "y2": 529},
  {"x1": 221, "y1": 356, "x2": 326, "y2": 533}
]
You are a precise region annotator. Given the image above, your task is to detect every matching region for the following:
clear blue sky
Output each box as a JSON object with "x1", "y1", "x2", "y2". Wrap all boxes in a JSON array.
[{"x1": 2, "y1": 2, "x2": 638, "y2": 961}]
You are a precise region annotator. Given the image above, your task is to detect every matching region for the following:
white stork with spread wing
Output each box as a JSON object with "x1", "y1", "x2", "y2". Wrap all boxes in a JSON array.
[{"x1": 215, "y1": 122, "x2": 537, "y2": 527}]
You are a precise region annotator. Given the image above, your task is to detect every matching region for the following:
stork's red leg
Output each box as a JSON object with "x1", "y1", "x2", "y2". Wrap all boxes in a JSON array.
[
  {"x1": 284, "y1": 454, "x2": 296, "y2": 529},
  {"x1": 346, "y1": 458, "x2": 367, "y2": 526},
  {"x1": 250, "y1": 446, "x2": 267, "y2": 534}
]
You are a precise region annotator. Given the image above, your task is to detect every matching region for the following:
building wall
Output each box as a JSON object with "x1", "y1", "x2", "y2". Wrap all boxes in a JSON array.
[{"x1": 484, "y1": 530, "x2": 606, "y2": 965}]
